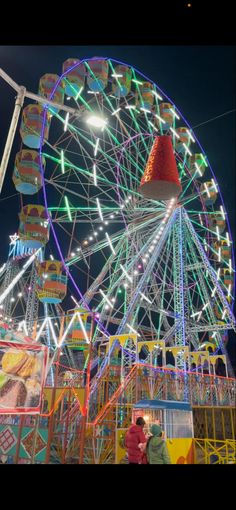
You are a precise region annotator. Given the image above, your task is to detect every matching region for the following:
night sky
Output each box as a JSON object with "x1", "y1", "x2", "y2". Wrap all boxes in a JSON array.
[{"x1": 0, "y1": 45, "x2": 235, "y2": 368}]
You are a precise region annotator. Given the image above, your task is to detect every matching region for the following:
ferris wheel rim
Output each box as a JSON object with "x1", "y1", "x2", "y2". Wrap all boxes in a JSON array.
[{"x1": 36, "y1": 55, "x2": 235, "y2": 329}]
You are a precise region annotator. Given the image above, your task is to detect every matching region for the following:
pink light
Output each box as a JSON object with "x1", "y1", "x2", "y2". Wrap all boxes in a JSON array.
[
  {"x1": 138, "y1": 264, "x2": 142, "y2": 269},
  {"x1": 28, "y1": 287, "x2": 31, "y2": 291}
]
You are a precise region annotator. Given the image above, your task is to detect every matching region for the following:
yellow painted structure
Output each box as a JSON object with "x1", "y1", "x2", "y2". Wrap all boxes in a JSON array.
[
  {"x1": 167, "y1": 438, "x2": 194, "y2": 464},
  {"x1": 43, "y1": 387, "x2": 85, "y2": 413},
  {"x1": 194, "y1": 439, "x2": 236, "y2": 464},
  {"x1": 115, "y1": 428, "x2": 129, "y2": 464}
]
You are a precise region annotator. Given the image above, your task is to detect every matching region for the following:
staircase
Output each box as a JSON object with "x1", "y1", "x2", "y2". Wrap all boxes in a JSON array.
[{"x1": 82, "y1": 365, "x2": 137, "y2": 463}]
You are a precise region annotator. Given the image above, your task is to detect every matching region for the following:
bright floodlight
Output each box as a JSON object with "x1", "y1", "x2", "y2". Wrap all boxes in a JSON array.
[{"x1": 86, "y1": 115, "x2": 107, "y2": 129}]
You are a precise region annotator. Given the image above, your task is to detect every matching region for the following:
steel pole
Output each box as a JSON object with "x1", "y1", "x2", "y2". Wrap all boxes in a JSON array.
[
  {"x1": 14, "y1": 415, "x2": 24, "y2": 464},
  {"x1": 0, "y1": 86, "x2": 26, "y2": 194},
  {"x1": 44, "y1": 347, "x2": 61, "y2": 464},
  {"x1": 78, "y1": 313, "x2": 95, "y2": 464},
  {"x1": 30, "y1": 415, "x2": 40, "y2": 464},
  {"x1": 0, "y1": 67, "x2": 82, "y2": 196}
]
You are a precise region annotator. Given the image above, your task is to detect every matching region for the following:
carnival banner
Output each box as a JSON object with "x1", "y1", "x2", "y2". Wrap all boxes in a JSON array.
[
  {"x1": 109, "y1": 334, "x2": 137, "y2": 349},
  {"x1": 0, "y1": 341, "x2": 48, "y2": 414}
]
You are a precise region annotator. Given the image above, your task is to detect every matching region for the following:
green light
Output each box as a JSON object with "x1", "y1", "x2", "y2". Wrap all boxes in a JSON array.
[
  {"x1": 43, "y1": 152, "x2": 141, "y2": 196},
  {"x1": 201, "y1": 154, "x2": 208, "y2": 167},
  {"x1": 132, "y1": 79, "x2": 143, "y2": 85},
  {"x1": 50, "y1": 99, "x2": 143, "y2": 182},
  {"x1": 63, "y1": 78, "x2": 93, "y2": 112},
  {"x1": 65, "y1": 195, "x2": 72, "y2": 222}
]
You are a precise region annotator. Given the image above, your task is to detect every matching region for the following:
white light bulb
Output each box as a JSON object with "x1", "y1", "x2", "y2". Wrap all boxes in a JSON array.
[
  {"x1": 99, "y1": 226, "x2": 103, "y2": 231},
  {"x1": 86, "y1": 115, "x2": 107, "y2": 129}
]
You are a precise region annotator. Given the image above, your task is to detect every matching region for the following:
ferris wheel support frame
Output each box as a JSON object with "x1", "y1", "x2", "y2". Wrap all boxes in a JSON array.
[
  {"x1": 0, "y1": 84, "x2": 25, "y2": 194},
  {"x1": 0, "y1": 68, "x2": 79, "y2": 195},
  {"x1": 0, "y1": 248, "x2": 41, "y2": 305},
  {"x1": 173, "y1": 207, "x2": 187, "y2": 370}
]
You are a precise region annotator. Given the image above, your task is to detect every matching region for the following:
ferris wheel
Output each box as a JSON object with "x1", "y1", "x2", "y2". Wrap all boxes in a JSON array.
[{"x1": 3, "y1": 56, "x2": 236, "y2": 372}]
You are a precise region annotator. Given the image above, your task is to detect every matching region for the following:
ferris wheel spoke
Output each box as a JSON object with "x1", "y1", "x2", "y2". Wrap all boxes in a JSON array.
[{"x1": 84, "y1": 216, "x2": 169, "y2": 330}]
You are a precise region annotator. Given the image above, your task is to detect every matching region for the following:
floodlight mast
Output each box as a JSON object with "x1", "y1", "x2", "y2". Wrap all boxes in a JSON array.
[{"x1": 0, "y1": 68, "x2": 79, "y2": 194}]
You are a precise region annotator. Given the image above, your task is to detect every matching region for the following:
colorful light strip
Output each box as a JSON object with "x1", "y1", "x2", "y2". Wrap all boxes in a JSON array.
[
  {"x1": 155, "y1": 113, "x2": 166, "y2": 124},
  {"x1": 61, "y1": 150, "x2": 65, "y2": 174},
  {"x1": 65, "y1": 196, "x2": 72, "y2": 222},
  {"x1": 120, "y1": 264, "x2": 133, "y2": 283},
  {"x1": 93, "y1": 164, "x2": 97, "y2": 186},
  {"x1": 75, "y1": 86, "x2": 83, "y2": 100},
  {"x1": 64, "y1": 112, "x2": 69, "y2": 132},
  {"x1": 170, "y1": 108, "x2": 180, "y2": 120},
  {"x1": 152, "y1": 90, "x2": 163, "y2": 100},
  {"x1": 99, "y1": 289, "x2": 113, "y2": 308},
  {"x1": 140, "y1": 292, "x2": 152, "y2": 304},
  {"x1": 96, "y1": 198, "x2": 104, "y2": 221},
  {"x1": 105, "y1": 232, "x2": 116, "y2": 255},
  {"x1": 94, "y1": 138, "x2": 99, "y2": 156}
]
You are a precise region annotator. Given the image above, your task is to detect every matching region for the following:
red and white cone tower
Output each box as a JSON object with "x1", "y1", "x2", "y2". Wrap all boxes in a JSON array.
[{"x1": 139, "y1": 135, "x2": 182, "y2": 200}]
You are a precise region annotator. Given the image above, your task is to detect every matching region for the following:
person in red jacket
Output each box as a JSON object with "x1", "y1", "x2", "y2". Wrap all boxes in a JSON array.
[{"x1": 125, "y1": 417, "x2": 147, "y2": 464}]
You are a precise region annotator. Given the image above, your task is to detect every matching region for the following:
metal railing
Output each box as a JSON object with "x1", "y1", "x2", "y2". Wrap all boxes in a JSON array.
[{"x1": 194, "y1": 438, "x2": 236, "y2": 464}]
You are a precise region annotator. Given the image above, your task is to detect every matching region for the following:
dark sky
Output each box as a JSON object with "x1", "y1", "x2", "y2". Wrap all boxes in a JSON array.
[{"x1": 0, "y1": 45, "x2": 235, "y2": 368}]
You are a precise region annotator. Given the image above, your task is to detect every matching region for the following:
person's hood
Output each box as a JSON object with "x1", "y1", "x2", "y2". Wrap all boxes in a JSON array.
[
  {"x1": 129, "y1": 425, "x2": 143, "y2": 433},
  {"x1": 149, "y1": 436, "x2": 163, "y2": 446}
]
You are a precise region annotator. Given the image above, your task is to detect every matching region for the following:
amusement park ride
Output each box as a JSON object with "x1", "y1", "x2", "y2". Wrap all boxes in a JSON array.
[{"x1": 0, "y1": 57, "x2": 235, "y2": 464}]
